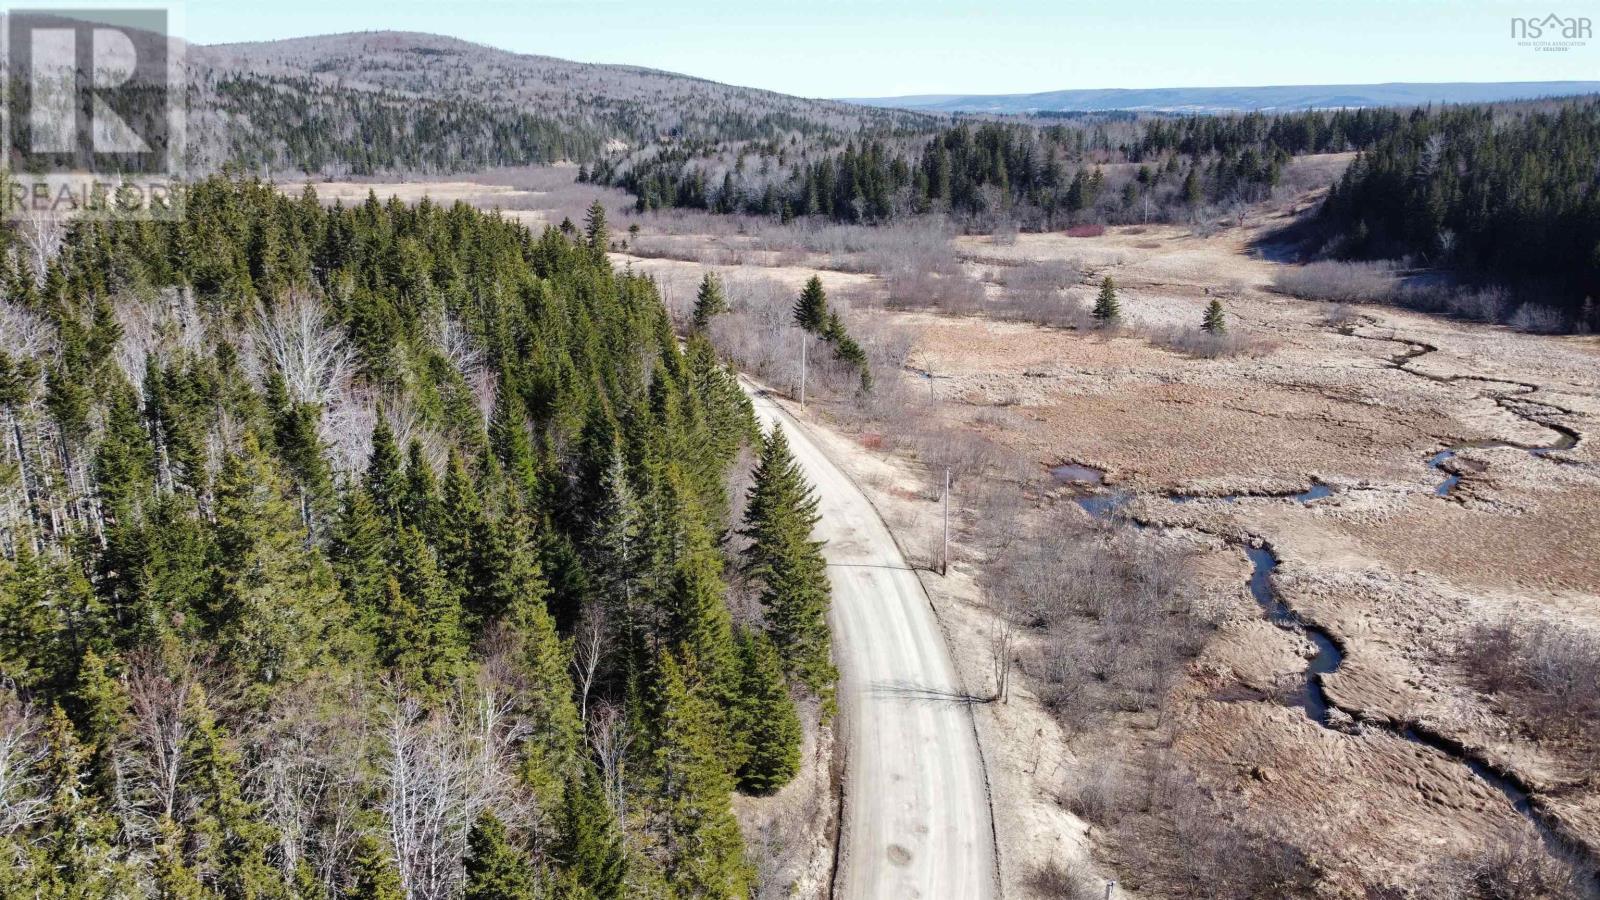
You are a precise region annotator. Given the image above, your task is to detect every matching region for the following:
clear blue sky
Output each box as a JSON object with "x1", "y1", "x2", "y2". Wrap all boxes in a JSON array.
[{"x1": 183, "y1": 0, "x2": 1599, "y2": 98}]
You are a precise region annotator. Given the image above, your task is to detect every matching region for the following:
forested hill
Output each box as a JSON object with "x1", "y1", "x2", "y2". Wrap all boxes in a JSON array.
[
  {"x1": 188, "y1": 30, "x2": 936, "y2": 175},
  {"x1": 595, "y1": 107, "x2": 1413, "y2": 227},
  {"x1": 0, "y1": 178, "x2": 838, "y2": 895},
  {"x1": 1319, "y1": 98, "x2": 1600, "y2": 321}
]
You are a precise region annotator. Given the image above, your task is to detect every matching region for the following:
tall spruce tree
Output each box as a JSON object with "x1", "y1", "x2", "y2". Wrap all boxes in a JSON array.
[
  {"x1": 584, "y1": 200, "x2": 609, "y2": 260},
  {"x1": 365, "y1": 418, "x2": 406, "y2": 520},
  {"x1": 734, "y1": 632, "x2": 803, "y2": 795},
  {"x1": 1092, "y1": 276, "x2": 1121, "y2": 325},
  {"x1": 792, "y1": 276, "x2": 828, "y2": 332},
  {"x1": 463, "y1": 812, "x2": 538, "y2": 900},
  {"x1": 329, "y1": 486, "x2": 391, "y2": 642},
  {"x1": 691, "y1": 273, "x2": 728, "y2": 331},
  {"x1": 179, "y1": 685, "x2": 287, "y2": 898},
  {"x1": 555, "y1": 762, "x2": 627, "y2": 900},
  {"x1": 648, "y1": 653, "x2": 752, "y2": 899},
  {"x1": 401, "y1": 439, "x2": 440, "y2": 540},
  {"x1": 488, "y1": 515, "x2": 582, "y2": 807},
  {"x1": 1202, "y1": 298, "x2": 1227, "y2": 334},
  {"x1": 209, "y1": 433, "x2": 344, "y2": 686},
  {"x1": 740, "y1": 426, "x2": 836, "y2": 701},
  {"x1": 382, "y1": 525, "x2": 465, "y2": 691},
  {"x1": 29, "y1": 705, "x2": 134, "y2": 896},
  {"x1": 344, "y1": 835, "x2": 404, "y2": 900}
]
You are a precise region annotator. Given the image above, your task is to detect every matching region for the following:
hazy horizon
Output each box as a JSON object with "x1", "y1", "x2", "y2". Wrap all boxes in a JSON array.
[{"x1": 182, "y1": 0, "x2": 1598, "y2": 99}]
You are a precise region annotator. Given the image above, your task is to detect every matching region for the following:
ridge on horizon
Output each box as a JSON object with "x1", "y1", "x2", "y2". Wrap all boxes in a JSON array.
[{"x1": 843, "y1": 79, "x2": 1600, "y2": 113}]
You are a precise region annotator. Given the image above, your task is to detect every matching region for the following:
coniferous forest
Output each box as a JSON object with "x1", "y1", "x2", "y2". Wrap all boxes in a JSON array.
[
  {"x1": 595, "y1": 109, "x2": 1417, "y2": 226},
  {"x1": 0, "y1": 178, "x2": 836, "y2": 898},
  {"x1": 1318, "y1": 99, "x2": 1600, "y2": 318}
]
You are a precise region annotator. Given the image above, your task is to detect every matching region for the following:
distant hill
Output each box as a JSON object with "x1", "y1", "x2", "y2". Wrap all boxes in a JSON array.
[
  {"x1": 844, "y1": 81, "x2": 1600, "y2": 114},
  {"x1": 187, "y1": 31, "x2": 937, "y2": 176}
]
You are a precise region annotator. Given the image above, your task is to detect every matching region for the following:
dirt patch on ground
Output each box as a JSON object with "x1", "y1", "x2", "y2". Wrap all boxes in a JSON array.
[{"x1": 733, "y1": 712, "x2": 838, "y2": 899}]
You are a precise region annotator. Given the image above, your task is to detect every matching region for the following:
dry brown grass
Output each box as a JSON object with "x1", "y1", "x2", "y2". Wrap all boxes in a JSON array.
[
  {"x1": 1459, "y1": 618, "x2": 1600, "y2": 777},
  {"x1": 1061, "y1": 750, "x2": 1319, "y2": 899}
]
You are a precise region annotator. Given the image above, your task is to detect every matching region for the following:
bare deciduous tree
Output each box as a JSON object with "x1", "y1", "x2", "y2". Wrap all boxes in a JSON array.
[
  {"x1": 0, "y1": 300, "x2": 54, "y2": 362},
  {"x1": 428, "y1": 312, "x2": 481, "y2": 378},
  {"x1": 124, "y1": 652, "x2": 199, "y2": 824},
  {"x1": 245, "y1": 678, "x2": 371, "y2": 889},
  {"x1": 379, "y1": 676, "x2": 531, "y2": 900},
  {"x1": 571, "y1": 601, "x2": 608, "y2": 724},
  {"x1": 253, "y1": 292, "x2": 355, "y2": 406},
  {"x1": 16, "y1": 209, "x2": 63, "y2": 286},
  {"x1": 0, "y1": 694, "x2": 46, "y2": 838},
  {"x1": 114, "y1": 290, "x2": 207, "y2": 399},
  {"x1": 586, "y1": 702, "x2": 631, "y2": 832}
]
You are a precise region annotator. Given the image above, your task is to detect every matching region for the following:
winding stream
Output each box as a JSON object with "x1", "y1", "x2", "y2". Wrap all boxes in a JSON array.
[
  {"x1": 1364, "y1": 329, "x2": 1583, "y2": 497},
  {"x1": 1047, "y1": 330, "x2": 1595, "y2": 877}
]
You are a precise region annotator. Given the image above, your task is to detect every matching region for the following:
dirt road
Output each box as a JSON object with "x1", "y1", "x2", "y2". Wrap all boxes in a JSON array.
[{"x1": 742, "y1": 384, "x2": 998, "y2": 900}]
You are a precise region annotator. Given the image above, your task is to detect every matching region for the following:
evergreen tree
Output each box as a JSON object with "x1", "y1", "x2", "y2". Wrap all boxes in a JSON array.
[
  {"x1": 690, "y1": 273, "x2": 728, "y2": 331},
  {"x1": 584, "y1": 200, "x2": 609, "y2": 259},
  {"x1": 489, "y1": 386, "x2": 540, "y2": 513},
  {"x1": 69, "y1": 649, "x2": 130, "y2": 800},
  {"x1": 365, "y1": 418, "x2": 406, "y2": 521},
  {"x1": 209, "y1": 433, "x2": 344, "y2": 686},
  {"x1": 30, "y1": 705, "x2": 130, "y2": 897},
  {"x1": 647, "y1": 653, "x2": 752, "y2": 899},
  {"x1": 1202, "y1": 298, "x2": 1227, "y2": 334},
  {"x1": 663, "y1": 500, "x2": 740, "y2": 708},
  {"x1": 792, "y1": 276, "x2": 827, "y2": 332},
  {"x1": 0, "y1": 545, "x2": 61, "y2": 690},
  {"x1": 740, "y1": 427, "x2": 836, "y2": 701},
  {"x1": 463, "y1": 812, "x2": 538, "y2": 900},
  {"x1": 329, "y1": 487, "x2": 390, "y2": 641},
  {"x1": 153, "y1": 815, "x2": 208, "y2": 899},
  {"x1": 1092, "y1": 276, "x2": 1121, "y2": 326},
  {"x1": 1182, "y1": 166, "x2": 1202, "y2": 206},
  {"x1": 822, "y1": 311, "x2": 871, "y2": 393},
  {"x1": 180, "y1": 685, "x2": 288, "y2": 898},
  {"x1": 291, "y1": 858, "x2": 330, "y2": 900},
  {"x1": 401, "y1": 439, "x2": 440, "y2": 540},
  {"x1": 495, "y1": 518, "x2": 583, "y2": 805},
  {"x1": 734, "y1": 633, "x2": 802, "y2": 795},
  {"x1": 382, "y1": 525, "x2": 465, "y2": 691},
  {"x1": 437, "y1": 451, "x2": 487, "y2": 606},
  {"x1": 585, "y1": 443, "x2": 644, "y2": 628},
  {"x1": 344, "y1": 835, "x2": 404, "y2": 900},
  {"x1": 94, "y1": 378, "x2": 155, "y2": 523},
  {"x1": 555, "y1": 763, "x2": 627, "y2": 900}
]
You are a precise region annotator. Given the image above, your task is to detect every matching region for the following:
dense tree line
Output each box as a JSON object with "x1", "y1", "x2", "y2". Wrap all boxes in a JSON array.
[
  {"x1": 199, "y1": 75, "x2": 604, "y2": 176},
  {"x1": 599, "y1": 108, "x2": 1426, "y2": 227},
  {"x1": 1133, "y1": 107, "x2": 1406, "y2": 159},
  {"x1": 1318, "y1": 100, "x2": 1600, "y2": 322},
  {"x1": 0, "y1": 178, "x2": 836, "y2": 896}
]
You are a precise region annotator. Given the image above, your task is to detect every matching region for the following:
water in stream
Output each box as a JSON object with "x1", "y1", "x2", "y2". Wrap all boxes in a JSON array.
[
  {"x1": 1059, "y1": 468, "x2": 1591, "y2": 879},
  {"x1": 1049, "y1": 463, "x2": 1104, "y2": 486},
  {"x1": 1242, "y1": 545, "x2": 1338, "y2": 724}
]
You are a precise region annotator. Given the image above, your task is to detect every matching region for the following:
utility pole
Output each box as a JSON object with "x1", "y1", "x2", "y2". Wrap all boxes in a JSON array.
[
  {"x1": 799, "y1": 335, "x2": 807, "y2": 408},
  {"x1": 941, "y1": 466, "x2": 950, "y2": 575}
]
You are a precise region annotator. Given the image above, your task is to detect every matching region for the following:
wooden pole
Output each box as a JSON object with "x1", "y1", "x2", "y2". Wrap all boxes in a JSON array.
[
  {"x1": 941, "y1": 466, "x2": 950, "y2": 575},
  {"x1": 799, "y1": 335, "x2": 807, "y2": 408}
]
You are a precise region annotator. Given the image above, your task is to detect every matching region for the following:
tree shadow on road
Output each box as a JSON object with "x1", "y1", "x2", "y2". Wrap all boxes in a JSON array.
[{"x1": 869, "y1": 679, "x2": 990, "y2": 705}]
